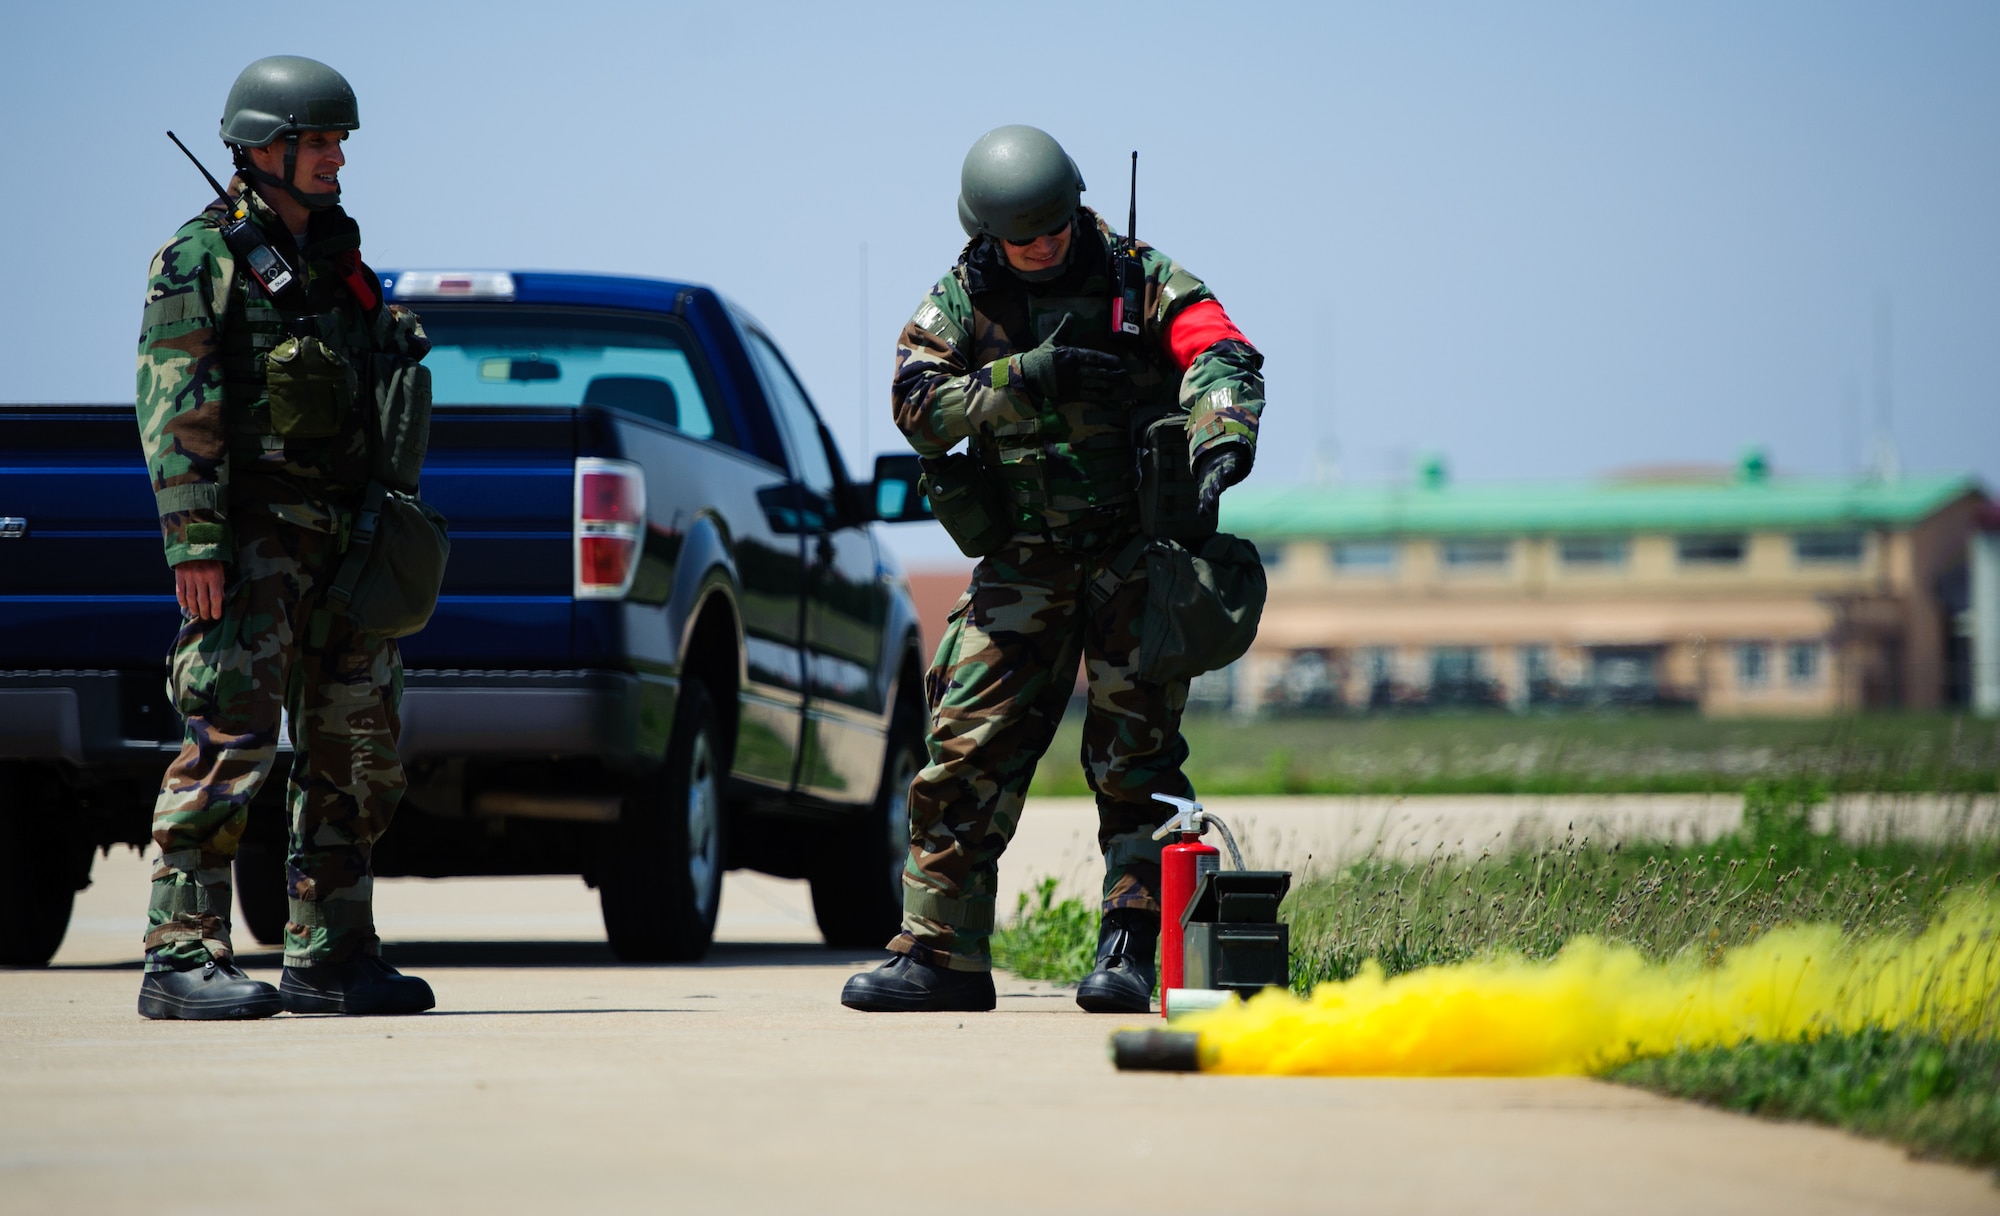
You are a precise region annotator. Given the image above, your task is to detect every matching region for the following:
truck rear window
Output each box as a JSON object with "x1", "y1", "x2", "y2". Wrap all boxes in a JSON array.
[{"x1": 418, "y1": 307, "x2": 731, "y2": 446}]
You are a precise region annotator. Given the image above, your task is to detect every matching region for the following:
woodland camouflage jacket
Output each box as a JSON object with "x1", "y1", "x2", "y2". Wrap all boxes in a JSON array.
[
  {"x1": 134, "y1": 187, "x2": 411, "y2": 567},
  {"x1": 892, "y1": 207, "x2": 1263, "y2": 531}
]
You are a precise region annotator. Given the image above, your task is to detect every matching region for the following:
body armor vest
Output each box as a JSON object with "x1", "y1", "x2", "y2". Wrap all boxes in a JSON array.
[
  {"x1": 203, "y1": 200, "x2": 375, "y2": 495},
  {"x1": 960, "y1": 225, "x2": 1178, "y2": 535}
]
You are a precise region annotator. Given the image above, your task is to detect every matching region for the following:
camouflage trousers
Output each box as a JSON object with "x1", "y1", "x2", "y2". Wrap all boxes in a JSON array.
[
  {"x1": 890, "y1": 529, "x2": 1192, "y2": 972},
  {"x1": 144, "y1": 506, "x2": 405, "y2": 971}
]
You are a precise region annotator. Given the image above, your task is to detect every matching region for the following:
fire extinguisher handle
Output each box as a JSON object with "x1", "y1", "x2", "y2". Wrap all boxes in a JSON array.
[
  {"x1": 1149, "y1": 793, "x2": 1204, "y2": 840},
  {"x1": 1148, "y1": 793, "x2": 1246, "y2": 870}
]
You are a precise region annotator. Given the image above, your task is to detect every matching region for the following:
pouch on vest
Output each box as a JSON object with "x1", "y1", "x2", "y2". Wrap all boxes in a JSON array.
[
  {"x1": 920, "y1": 453, "x2": 1012, "y2": 558},
  {"x1": 369, "y1": 354, "x2": 433, "y2": 494},
  {"x1": 264, "y1": 336, "x2": 356, "y2": 439},
  {"x1": 1133, "y1": 408, "x2": 1214, "y2": 542},
  {"x1": 1091, "y1": 532, "x2": 1266, "y2": 684},
  {"x1": 326, "y1": 481, "x2": 451, "y2": 638}
]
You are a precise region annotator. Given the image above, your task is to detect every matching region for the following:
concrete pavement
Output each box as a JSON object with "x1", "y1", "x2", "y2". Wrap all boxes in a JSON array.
[{"x1": 3, "y1": 798, "x2": 1997, "y2": 1214}]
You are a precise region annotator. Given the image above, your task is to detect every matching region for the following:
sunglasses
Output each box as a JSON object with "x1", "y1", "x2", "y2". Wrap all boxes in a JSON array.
[{"x1": 1003, "y1": 220, "x2": 1073, "y2": 248}]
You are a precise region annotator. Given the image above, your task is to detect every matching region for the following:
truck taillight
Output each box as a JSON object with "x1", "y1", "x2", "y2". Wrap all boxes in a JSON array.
[{"x1": 575, "y1": 458, "x2": 645, "y2": 599}]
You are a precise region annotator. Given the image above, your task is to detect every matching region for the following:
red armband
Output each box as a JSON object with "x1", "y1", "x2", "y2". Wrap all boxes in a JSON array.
[
  {"x1": 1165, "y1": 299, "x2": 1250, "y2": 371},
  {"x1": 337, "y1": 249, "x2": 380, "y2": 312}
]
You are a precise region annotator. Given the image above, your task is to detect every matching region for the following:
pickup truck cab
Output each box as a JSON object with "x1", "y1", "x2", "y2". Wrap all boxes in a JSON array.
[{"x1": 0, "y1": 270, "x2": 936, "y2": 966}]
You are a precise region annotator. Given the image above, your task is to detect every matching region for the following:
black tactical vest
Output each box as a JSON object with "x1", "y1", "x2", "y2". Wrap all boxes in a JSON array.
[
  {"x1": 205, "y1": 199, "x2": 375, "y2": 496},
  {"x1": 959, "y1": 219, "x2": 1179, "y2": 535}
]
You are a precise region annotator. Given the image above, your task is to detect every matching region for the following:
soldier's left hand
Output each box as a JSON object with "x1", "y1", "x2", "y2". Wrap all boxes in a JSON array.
[{"x1": 1195, "y1": 446, "x2": 1251, "y2": 518}]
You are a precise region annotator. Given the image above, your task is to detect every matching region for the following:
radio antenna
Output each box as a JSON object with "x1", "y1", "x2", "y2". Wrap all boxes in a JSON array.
[
  {"x1": 166, "y1": 131, "x2": 233, "y2": 205},
  {"x1": 1127, "y1": 151, "x2": 1138, "y2": 239}
]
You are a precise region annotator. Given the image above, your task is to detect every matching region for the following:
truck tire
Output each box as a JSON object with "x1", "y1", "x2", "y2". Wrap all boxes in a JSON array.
[
  {"x1": 598, "y1": 680, "x2": 725, "y2": 962},
  {"x1": 234, "y1": 838, "x2": 289, "y2": 948},
  {"x1": 810, "y1": 699, "x2": 923, "y2": 949},
  {"x1": 0, "y1": 764, "x2": 94, "y2": 968}
]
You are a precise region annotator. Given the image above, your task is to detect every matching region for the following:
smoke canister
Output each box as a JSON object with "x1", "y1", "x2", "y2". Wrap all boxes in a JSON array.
[
  {"x1": 1159, "y1": 827, "x2": 1220, "y2": 1018},
  {"x1": 1110, "y1": 1029, "x2": 1202, "y2": 1072}
]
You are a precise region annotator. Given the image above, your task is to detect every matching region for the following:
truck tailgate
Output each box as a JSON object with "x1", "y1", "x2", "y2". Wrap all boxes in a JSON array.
[
  {"x1": 400, "y1": 406, "x2": 577, "y2": 668},
  {"x1": 0, "y1": 406, "x2": 170, "y2": 670},
  {"x1": 0, "y1": 404, "x2": 583, "y2": 672}
]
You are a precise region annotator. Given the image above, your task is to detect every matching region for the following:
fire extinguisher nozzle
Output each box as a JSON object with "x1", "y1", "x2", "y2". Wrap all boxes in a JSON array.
[{"x1": 1109, "y1": 1029, "x2": 1203, "y2": 1073}]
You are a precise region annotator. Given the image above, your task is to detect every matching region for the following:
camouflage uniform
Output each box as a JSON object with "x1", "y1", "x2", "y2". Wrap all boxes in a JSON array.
[
  {"x1": 136, "y1": 186, "x2": 420, "y2": 971},
  {"x1": 890, "y1": 207, "x2": 1265, "y2": 971}
]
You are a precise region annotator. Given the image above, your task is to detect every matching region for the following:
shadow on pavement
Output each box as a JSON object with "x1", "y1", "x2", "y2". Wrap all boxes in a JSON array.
[
  {"x1": 285, "y1": 1008, "x2": 711, "y2": 1018},
  {"x1": 378, "y1": 939, "x2": 878, "y2": 970},
  {"x1": 39, "y1": 940, "x2": 881, "y2": 972}
]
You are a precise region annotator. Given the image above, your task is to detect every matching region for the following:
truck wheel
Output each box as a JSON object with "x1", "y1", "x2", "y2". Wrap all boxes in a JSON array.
[
  {"x1": 234, "y1": 838, "x2": 289, "y2": 947},
  {"x1": 810, "y1": 699, "x2": 923, "y2": 949},
  {"x1": 598, "y1": 680, "x2": 725, "y2": 962},
  {"x1": 0, "y1": 764, "x2": 94, "y2": 968}
]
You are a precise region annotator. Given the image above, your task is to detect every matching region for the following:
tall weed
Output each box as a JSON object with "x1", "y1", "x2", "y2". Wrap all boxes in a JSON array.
[
  {"x1": 1286, "y1": 778, "x2": 1998, "y2": 991},
  {"x1": 991, "y1": 877, "x2": 1099, "y2": 985}
]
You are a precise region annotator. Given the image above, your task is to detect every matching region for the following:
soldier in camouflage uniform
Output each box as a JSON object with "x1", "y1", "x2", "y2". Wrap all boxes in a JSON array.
[
  {"x1": 842, "y1": 126, "x2": 1264, "y2": 1013},
  {"x1": 134, "y1": 56, "x2": 433, "y2": 1018}
]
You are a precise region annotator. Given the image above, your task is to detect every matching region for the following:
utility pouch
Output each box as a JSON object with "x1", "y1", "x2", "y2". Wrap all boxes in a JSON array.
[
  {"x1": 326, "y1": 481, "x2": 451, "y2": 638},
  {"x1": 1090, "y1": 531, "x2": 1266, "y2": 684},
  {"x1": 1133, "y1": 408, "x2": 1212, "y2": 541},
  {"x1": 919, "y1": 453, "x2": 1012, "y2": 559},
  {"x1": 265, "y1": 336, "x2": 356, "y2": 439},
  {"x1": 368, "y1": 354, "x2": 433, "y2": 494}
]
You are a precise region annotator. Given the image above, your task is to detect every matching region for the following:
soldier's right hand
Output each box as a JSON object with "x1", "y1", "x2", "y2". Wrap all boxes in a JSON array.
[
  {"x1": 175, "y1": 559, "x2": 226, "y2": 622},
  {"x1": 1018, "y1": 316, "x2": 1137, "y2": 404}
]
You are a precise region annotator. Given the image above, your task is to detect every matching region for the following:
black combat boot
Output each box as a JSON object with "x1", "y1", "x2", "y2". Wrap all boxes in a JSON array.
[
  {"x1": 280, "y1": 955, "x2": 434, "y2": 1015},
  {"x1": 841, "y1": 953, "x2": 997, "y2": 1012},
  {"x1": 1075, "y1": 908, "x2": 1159, "y2": 1014},
  {"x1": 137, "y1": 954, "x2": 282, "y2": 1020}
]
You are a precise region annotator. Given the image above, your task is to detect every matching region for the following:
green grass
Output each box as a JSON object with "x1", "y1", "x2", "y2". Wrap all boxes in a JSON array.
[
  {"x1": 994, "y1": 777, "x2": 2000, "y2": 1168},
  {"x1": 1611, "y1": 1032, "x2": 2000, "y2": 1172},
  {"x1": 1024, "y1": 711, "x2": 2000, "y2": 796},
  {"x1": 1284, "y1": 778, "x2": 1999, "y2": 990},
  {"x1": 991, "y1": 876, "x2": 1101, "y2": 985}
]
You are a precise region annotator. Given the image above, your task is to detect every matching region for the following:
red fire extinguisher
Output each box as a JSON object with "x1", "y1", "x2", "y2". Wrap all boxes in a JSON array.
[{"x1": 1151, "y1": 794, "x2": 1243, "y2": 1018}]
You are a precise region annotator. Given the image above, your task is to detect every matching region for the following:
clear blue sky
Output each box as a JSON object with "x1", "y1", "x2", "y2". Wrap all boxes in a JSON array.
[{"x1": 5, "y1": 1, "x2": 1993, "y2": 566}]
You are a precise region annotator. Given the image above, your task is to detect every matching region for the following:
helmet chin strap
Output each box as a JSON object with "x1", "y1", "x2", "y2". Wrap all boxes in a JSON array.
[{"x1": 242, "y1": 132, "x2": 342, "y2": 212}]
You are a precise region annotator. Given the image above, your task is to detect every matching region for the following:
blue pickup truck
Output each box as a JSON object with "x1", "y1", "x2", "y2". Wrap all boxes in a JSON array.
[{"x1": 0, "y1": 270, "x2": 936, "y2": 967}]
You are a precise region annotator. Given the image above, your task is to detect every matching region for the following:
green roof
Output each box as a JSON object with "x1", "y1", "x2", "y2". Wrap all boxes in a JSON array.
[{"x1": 1218, "y1": 474, "x2": 1984, "y2": 540}]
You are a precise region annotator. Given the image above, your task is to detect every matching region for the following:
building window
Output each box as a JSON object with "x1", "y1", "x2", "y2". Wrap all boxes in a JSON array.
[
  {"x1": 1590, "y1": 646, "x2": 1660, "y2": 700},
  {"x1": 1431, "y1": 647, "x2": 1483, "y2": 683},
  {"x1": 1678, "y1": 535, "x2": 1746, "y2": 566},
  {"x1": 1787, "y1": 642, "x2": 1821, "y2": 686},
  {"x1": 1737, "y1": 642, "x2": 1770, "y2": 687},
  {"x1": 1559, "y1": 537, "x2": 1628, "y2": 567},
  {"x1": 1794, "y1": 531, "x2": 1864, "y2": 564},
  {"x1": 1441, "y1": 538, "x2": 1510, "y2": 569},
  {"x1": 1259, "y1": 545, "x2": 1284, "y2": 569},
  {"x1": 1360, "y1": 646, "x2": 1396, "y2": 709},
  {"x1": 1331, "y1": 542, "x2": 1398, "y2": 571},
  {"x1": 1279, "y1": 651, "x2": 1336, "y2": 708},
  {"x1": 1520, "y1": 645, "x2": 1554, "y2": 705},
  {"x1": 1430, "y1": 647, "x2": 1493, "y2": 705}
]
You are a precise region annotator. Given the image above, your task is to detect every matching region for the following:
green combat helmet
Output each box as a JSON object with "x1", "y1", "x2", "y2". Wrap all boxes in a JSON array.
[
  {"x1": 957, "y1": 125, "x2": 1085, "y2": 242},
  {"x1": 219, "y1": 55, "x2": 359, "y2": 211}
]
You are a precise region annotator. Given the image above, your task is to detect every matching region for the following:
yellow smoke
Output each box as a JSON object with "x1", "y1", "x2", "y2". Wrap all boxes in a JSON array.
[{"x1": 1178, "y1": 893, "x2": 2000, "y2": 1077}]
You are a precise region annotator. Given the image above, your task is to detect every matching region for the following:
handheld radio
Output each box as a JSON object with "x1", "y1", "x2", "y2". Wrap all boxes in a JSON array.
[
  {"x1": 1111, "y1": 150, "x2": 1144, "y2": 338},
  {"x1": 166, "y1": 130, "x2": 300, "y2": 301}
]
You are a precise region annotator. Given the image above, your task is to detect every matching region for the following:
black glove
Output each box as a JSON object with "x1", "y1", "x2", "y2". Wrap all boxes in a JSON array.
[
  {"x1": 1018, "y1": 315, "x2": 1136, "y2": 404},
  {"x1": 1195, "y1": 446, "x2": 1251, "y2": 518}
]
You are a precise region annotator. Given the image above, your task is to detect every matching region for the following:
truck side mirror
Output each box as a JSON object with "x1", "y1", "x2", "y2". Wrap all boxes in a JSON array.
[{"x1": 871, "y1": 454, "x2": 934, "y2": 524}]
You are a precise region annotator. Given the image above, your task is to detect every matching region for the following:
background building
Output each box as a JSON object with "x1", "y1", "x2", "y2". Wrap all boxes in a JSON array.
[{"x1": 1212, "y1": 459, "x2": 1986, "y2": 717}]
